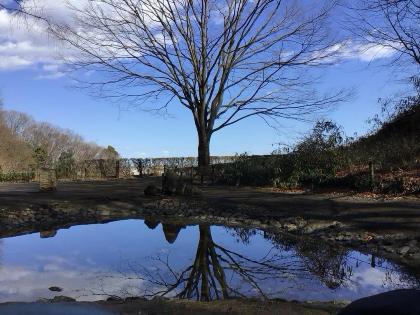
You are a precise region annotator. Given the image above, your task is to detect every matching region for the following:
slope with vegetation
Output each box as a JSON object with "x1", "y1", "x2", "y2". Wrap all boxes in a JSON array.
[
  {"x1": 220, "y1": 81, "x2": 420, "y2": 195},
  {"x1": 0, "y1": 105, "x2": 117, "y2": 182}
]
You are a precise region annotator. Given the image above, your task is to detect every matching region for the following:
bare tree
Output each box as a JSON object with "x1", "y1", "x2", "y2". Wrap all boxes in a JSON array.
[
  {"x1": 0, "y1": 103, "x2": 34, "y2": 171},
  {"x1": 0, "y1": 107, "x2": 105, "y2": 169},
  {"x1": 48, "y1": 0, "x2": 348, "y2": 169},
  {"x1": 347, "y1": 0, "x2": 420, "y2": 67},
  {"x1": 1, "y1": 110, "x2": 34, "y2": 138}
]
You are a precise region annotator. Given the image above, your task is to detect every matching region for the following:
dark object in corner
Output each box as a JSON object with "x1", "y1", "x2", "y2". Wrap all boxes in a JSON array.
[
  {"x1": 338, "y1": 289, "x2": 420, "y2": 315},
  {"x1": 144, "y1": 185, "x2": 160, "y2": 196}
]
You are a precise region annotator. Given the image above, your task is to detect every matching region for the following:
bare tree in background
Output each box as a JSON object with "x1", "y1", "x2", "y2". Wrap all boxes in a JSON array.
[
  {"x1": 44, "y1": 0, "x2": 349, "y2": 170},
  {"x1": 0, "y1": 107, "x2": 105, "y2": 168},
  {"x1": 348, "y1": 0, "x2": 420, "y2": 67}
]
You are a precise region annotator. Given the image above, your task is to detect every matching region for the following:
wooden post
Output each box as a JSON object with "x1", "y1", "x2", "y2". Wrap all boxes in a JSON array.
[
  {"x1": 99, "y1": 159, "x2": 104, "y2": 178},
  {"x1": 161, "y1": 172, "x2": 166, "y2": 193},
  {"x1": 369, "y1": 160, "x2": 375, "y2": 189},
  {"x1": 190, "y1": 166, "x2": 194, "y2": 184},
  {"x1": 139, "y1": 160, "x2": 143, "y2": 177},
  {"x1": 115, "y1": 160, "x2": 120, "y2": 178}
]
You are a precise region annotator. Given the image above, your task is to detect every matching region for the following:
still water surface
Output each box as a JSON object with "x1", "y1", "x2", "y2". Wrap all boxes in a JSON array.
[{"x1": 0, "y1": 219, "x2": 418, "y2": 302}]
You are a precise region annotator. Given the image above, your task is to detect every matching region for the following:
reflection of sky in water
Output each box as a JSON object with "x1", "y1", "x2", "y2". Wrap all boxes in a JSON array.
[{"x1": 0, "y1": 219, "x2": 417, "y2": 302}]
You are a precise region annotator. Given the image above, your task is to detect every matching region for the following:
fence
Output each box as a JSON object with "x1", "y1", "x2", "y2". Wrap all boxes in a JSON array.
[
  {"x1": 0, "y1": 155, "x2": 272, "y2": 183},
  {"x1": 62, "y1": 156, "x2": 241, "y2": 180}
]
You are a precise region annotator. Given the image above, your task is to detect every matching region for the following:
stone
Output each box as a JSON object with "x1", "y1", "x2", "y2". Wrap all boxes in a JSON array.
[
  {"x1": 408, "y1": 239, "x2": 418, "y2": 247},
  {"x1": 162, "y1": 224, "x2": 184, "y2": 244},
  {"x1": 50, "y1": 296, "x2": 76, "y2": 302},
  {"x1": 161, "y1": 172, "x2": 178, "y2": 195},
  {"x1": 40, "y1": 230, "x2": 57, "y2": 239},
  {"x1": 283, "y1": 223, "x2": 298, "y2": 231},
  {"x1": 175, "y1": 181, "x2": 187, "y2": 195},
  {"x1": 410, "y1": 253, "x2": 420, "y2": 260},
  {"x1": 144, "y1": 219, "x2": 160, "y2": 229},
  {"x1": 184, "y1": 185, "x2": 202, "y2": 196},
  {"x1": 144, "y1": 185, "x2": 160, "y2": 196},
  {"x1": 399, "y1": 246, "x2": 411, "y2": 256},
  {"x1": 124, "y1": 296, "x2": 147, "y2": 302}
]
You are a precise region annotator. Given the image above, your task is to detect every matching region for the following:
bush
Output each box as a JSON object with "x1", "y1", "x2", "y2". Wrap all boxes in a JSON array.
[{"x1": 0, "y1": 171, "x2": 35, "y2": 182}]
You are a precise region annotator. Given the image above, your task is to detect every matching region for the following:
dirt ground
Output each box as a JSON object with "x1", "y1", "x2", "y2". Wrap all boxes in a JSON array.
[{"x1": 1, "y1": 178, "x2": 419, "y2": 234}]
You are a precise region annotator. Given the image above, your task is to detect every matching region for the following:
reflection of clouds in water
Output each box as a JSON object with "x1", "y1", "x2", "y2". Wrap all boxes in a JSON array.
[
  {"x1": 350, "y1": 263, "x2": 416, "y2": 292},
  {"x1": 303, "y1": 254, "x2": 417, "y2": 302},
  {"x1": 0, "y1": 257, "x2": 148, "y2": 302},
  {"x1": 0, "y1": 221, "x2": 418, "y2": 303}
]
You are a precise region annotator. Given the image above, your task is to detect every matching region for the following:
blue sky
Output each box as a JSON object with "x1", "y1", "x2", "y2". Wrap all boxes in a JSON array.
[{"x1": 0, "y1": 1, "x2": 409, "y2": 158}]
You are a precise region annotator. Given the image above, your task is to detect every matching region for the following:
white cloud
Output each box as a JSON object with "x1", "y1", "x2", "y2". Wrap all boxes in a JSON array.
[
  {"x1": 0, "y1": 2, "x2": 68, "y2": 78},
  {"x1": 0, "y1": 1, "x2": 398, "y2": 80},
  {"x1": 314, "y1": 40, "x2": 397, "y2": 64}
]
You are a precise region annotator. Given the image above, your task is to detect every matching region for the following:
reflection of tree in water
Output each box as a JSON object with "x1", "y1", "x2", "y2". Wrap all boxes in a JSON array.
[
  {"x1": 264, "y1": 230, "x2": 420, "y2": 291},
  {"x1": 227, "y1": 227, "x2": 257, "y2": 245},
  {"x1": 263, "y1": 231, "x2": 352, "y2": 289},
  {"x1": 138, "y1": 223, "x2": 345, "y2": 301},
  {"x1": 116, "y1": 222, "x2": 419, "y2": 302}
]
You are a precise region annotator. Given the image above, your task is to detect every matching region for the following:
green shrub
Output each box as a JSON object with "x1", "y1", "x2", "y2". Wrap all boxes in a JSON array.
[{"x1": 0, "y1": 171, "x2": 35, "y2": 182}]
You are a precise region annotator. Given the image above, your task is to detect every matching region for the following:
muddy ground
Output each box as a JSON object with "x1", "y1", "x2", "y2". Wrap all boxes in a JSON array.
[{"x1": 0, "y1": 178, "x2": 419, "y2": 272}]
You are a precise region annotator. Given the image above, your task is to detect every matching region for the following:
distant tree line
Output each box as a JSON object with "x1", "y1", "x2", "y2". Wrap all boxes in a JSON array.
[{"x1": 0, "y1": 104, "x2": 119, "y2": 180}]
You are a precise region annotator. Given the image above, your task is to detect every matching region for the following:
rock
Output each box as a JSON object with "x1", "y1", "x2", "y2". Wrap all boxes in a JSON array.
[
  {"x1": 383, "y1": 245, "x2": 395, "y2": 253},
  {"x1": 144, "y1": 185, "x2": 160, "y2": 196},
  {"x1": 408, "y1": 239, "x2": 418, "y2": 247},
  {"x1": 40, "y1": 230, "x2": 57, "y2": 238},
  {"x1": 162, "y1": 224, "x2": 184, "y2": 244},
  {"x1": 175, "y1": 181, "x2": 187, "y2": 195},
  {"x1": 303, "y1": 221, "x2": 339, "y2": 233},
  {"x1": 144, "y1": 219, "x2": 160, "y2": 229},
  {"x1": 399, "y1": 246, "x2": 411, "y2": 256},
  {"x1": 410, "y1": 253, "x2": 420, "y2": 260},
  {"x1": 50, "y1": 296, "x2": 76, "y2": 302},
  {"x1": 283, "y1": 223, "x2": 298, "y2": 231},
  {"x1": 125, "y1": 296, "x2": 147, "y2": 302},
  {"x1": 152, "y1": 296, "x2": 169, "y2": 302},
  {"x1": 162, "y1": 172, "x2": 178, "y2": 195},
  {"x1": 184, "y1": 185, "x2": 202, "y2": 196},
  {"x1": 48, "y1": 286, "x2": 63, "y2": 292}
]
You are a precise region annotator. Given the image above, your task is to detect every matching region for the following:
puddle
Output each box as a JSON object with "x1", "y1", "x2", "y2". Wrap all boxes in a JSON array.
[{"x1": 0, "y1": 219, "x2": 418, "y2": 302}]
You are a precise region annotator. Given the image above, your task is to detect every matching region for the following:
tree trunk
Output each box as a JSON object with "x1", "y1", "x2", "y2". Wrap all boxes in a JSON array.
[{"x1": 198, "y1": 135, "x2": 210, "y2": 168}]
